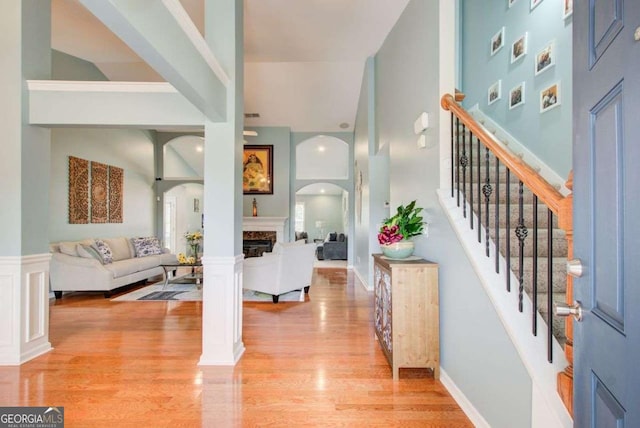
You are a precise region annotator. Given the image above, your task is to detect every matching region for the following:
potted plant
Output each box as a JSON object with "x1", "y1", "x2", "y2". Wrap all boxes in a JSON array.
[{"x1": 378, "y1": 200, "x2": 425, "y2": 259}]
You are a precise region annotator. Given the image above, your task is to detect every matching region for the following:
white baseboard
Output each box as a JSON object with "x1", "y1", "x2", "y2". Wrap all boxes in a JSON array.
[
  {"x1": 352, "y1": 267, "x2": 371, "y2": 291},
  {"x1": 440, "y1": 368, "x2": 491, "y2": 428}
]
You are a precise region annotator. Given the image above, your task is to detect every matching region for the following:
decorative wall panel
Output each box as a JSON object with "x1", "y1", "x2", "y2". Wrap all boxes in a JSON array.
[
  {"x1": 68, "y1": 156, "x2": 89, "y2": 224},
  {"x1": 108, "y1": 166, "x2": 123, "y2": 223},
  {"x1": 91, "y1": 161, "x2": 108, "y2": 223}
]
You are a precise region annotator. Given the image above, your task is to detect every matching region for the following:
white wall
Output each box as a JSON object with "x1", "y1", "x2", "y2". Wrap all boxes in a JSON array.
[{"x1": 49, "y1": 128, "x2": 156, "y2": 242}]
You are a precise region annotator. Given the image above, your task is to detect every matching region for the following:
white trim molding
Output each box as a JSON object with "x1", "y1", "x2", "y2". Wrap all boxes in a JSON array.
[
  {"x1": 243, "y1": 217, "x2": 289, "y2": 243},
  {"x1": 199, "y1": 255, "x2": 245, "y2": 365},
  {"x1": 0, "y1": 254, "x2": 52, "y2": 365},
  {"x1": 440, "y1": 368, "x2": 491, "y2": 428}
]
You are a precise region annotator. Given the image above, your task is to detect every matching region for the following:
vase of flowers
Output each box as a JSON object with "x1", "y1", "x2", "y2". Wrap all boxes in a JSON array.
[
  {"x1": 184, "y1": 231, "x2": 203, "y2": 262},
  {"x1": 378, "y1": 200, "x2": 425, "y2": 259}
]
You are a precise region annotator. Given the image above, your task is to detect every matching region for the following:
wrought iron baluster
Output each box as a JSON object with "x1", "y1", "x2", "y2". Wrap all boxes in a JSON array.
[
  {"x1": 477, "y1": 138, "x2": 482, "y2": 243},
  {"x1": 506, "y1": 169, "x2": 511, "y2": 292},
  {"x1": 450, "y1": 113, "x2": 454, "y2": 198},
  {"x1": 495, "y1": 159, "x2": 500, "y2": 273},
  {"x1": 483, "y1": 148, "x2": 493, "y2": 257},
  {"x1": 516, "y1": 181, "x2": 528, "y2": 312},
  {"x1": 547, "y1": 209, "x2": 554, "y2": 363},
  {"x1": 456, "y1": 117, "x2": 461, "y2": 207},
  {"x1": 532, "y1": 195, "x2": 538, "y2": 336},
  {"x1": 469, "y1": 132, "x2": 474, "y2": 230},
  {"x1": 461, "y1": 124, "x2": 468, "y2": 218}
]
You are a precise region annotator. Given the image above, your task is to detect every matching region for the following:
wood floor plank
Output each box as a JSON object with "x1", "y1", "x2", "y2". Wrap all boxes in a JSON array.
[{"x1": 0, "y1": 268, "x2": 472, "y2": 427}]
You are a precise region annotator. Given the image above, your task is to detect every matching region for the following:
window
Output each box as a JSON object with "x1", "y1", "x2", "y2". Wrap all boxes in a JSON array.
[{"x1": 295, "y1": 202, "x2": 305, "y2": 232}]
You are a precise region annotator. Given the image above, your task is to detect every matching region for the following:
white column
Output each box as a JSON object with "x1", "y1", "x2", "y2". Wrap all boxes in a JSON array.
[
  {"x1": 0, "y1": 255, "x2": 52, "y2": 365},
  {"x1": 199, "y1": 255, "x2": 244, "y2": 365},
  {"x1": 199, "y1": 0, "x2": 245, "y2": 365}
]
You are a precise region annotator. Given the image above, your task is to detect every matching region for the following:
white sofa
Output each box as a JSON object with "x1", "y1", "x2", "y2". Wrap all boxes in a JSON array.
[
  {"x1": 50, "y1": 237, "x2": 177, "y2": 298},
  {"x1": 243, "y1": 241, "x2": 317, "y2": 303}
]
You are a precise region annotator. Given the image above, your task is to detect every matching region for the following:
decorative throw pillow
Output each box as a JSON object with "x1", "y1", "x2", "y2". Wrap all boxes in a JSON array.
[
  {"x1": 338, "y1": 233, "x2": 346, "y2": 242},
  {"x1": 131, "y1": 237, "x2": 163, "y2": 258},
  {"x1": 329, "y1": 232, "x2": 338, "y2": 241},
  {"x1": 77, "y1": 244, "x2": 104, "y2": 264},
  {"x1": 92, "y1": 239, "x2": 113, "y2": 264}
]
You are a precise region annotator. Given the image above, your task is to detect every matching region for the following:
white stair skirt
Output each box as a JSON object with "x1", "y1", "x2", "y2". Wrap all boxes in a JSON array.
[
  {"x1": 0, "y1": 254, "x2": 52, "y2": 365},
  {"x1": 199, "y1": 255, "x2": 245, "y2": 365}
]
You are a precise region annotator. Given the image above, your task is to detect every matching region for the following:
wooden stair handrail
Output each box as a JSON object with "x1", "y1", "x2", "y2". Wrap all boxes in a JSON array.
[
  {"x1": 442, "y1": 92, "x2": 575, "y2": 416},
  {"x1": 441, "y1": 93, "x2": 566, "y2": 217}
]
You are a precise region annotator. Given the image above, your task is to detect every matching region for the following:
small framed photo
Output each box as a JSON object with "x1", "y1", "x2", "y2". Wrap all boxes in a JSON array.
[
  {"x1": 540, "y1": 82, "x2": 561, "y2": 113},
  {"x1": 511, "y1": 33, "x2": 528, "y2": 63},
  {"x1": 563, "y1": 0, "x2": 573, "y2": 19},
  {"x1": 509, "y1": 0, "x2": 518, "y2": 7},
  {"x1": 535, "y1": 41, "x2": 556, "y2": 75},
  {"x1": 488, "y1": 80, "x2": 502, "y2": 105},
  {"x1": 193, "y1": 198, "x2": 200, "y2": 213},
  {"x1": 509, "y1": 82, "x2": 525, "y2": 109},
  {"x1": 531, "y1": 0, "x2": 544, "y2": 11},
  {"x1": 491, "y1": 27, "x2": 505, "y2": 56}
]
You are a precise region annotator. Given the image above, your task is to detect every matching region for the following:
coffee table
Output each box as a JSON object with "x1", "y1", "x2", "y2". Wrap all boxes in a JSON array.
[{"x1": 160, "y1": 262, "x2": 203, "y2": 290}]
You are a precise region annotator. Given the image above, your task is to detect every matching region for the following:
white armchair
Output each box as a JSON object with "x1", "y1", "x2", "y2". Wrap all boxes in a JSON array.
[{"x1": 243, "y1": 241, "x2": 317, "y2": 303}]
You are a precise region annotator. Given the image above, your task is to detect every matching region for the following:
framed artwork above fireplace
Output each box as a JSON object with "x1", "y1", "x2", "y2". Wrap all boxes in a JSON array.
[{"x1": 243, "y1": 145, "x2": 273, "y2": 194}]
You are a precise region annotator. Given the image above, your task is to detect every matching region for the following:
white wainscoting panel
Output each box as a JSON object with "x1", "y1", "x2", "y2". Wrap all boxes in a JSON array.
[{"x1": 0, "y1": 254, "x2": 52, "y2": 365}]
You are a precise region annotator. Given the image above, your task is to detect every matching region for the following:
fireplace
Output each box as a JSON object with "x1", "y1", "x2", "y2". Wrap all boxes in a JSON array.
[{"x1": 243, "y1": 231, "x2": 277, "y2": 258}]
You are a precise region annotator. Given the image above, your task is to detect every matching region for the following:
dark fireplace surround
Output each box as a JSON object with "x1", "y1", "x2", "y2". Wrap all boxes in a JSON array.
[{"x1": 243, "y1": 231, "x2": 277, "y2": 258}]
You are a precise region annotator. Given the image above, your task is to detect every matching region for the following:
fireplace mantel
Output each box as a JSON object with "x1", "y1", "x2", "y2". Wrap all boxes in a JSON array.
[{"x1": 243, "y1": 217, "x2": 288, "y2": 243}]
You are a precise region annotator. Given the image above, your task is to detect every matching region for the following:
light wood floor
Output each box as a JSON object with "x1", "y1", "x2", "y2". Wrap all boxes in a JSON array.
[{"x1": 0, "y1": 268, "x2": 472, "y2": 427}]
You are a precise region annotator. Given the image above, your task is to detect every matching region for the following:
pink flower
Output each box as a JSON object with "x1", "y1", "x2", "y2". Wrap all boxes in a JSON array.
[{"x1": 377, "y1": 225, "x2": 404, "y2": 245}]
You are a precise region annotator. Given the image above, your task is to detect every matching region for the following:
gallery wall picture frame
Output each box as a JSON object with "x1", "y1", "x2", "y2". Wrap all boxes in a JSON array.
[
  {"x1": 509, "y1": 82, "x2": 526, "y2": 109},
  {"x1": 530, "y1": 0, "x2": 544, "y2": 11},
  {"x1": 511, "y1": 33, "x2": 528, "y2": 63},
  {"x1": 563, "y1": 0, "x2": 573, "y2": 19},
  {"x1": 535, "y1": 41, "x2": 556, "y2": 76},
  {"x1": 193, "y1": 198, "x2": 200, "y2": 213},
  {"x1": 488, "y1": 80, "x2": 502, "y2": 105},
  {"x1": 491, "y1": 27, "x2": 505, "y2": 56},
  {"x1": 243, "y1": 145, "x2": 273, "y2": 195},
  {"x1": 540, "y1": 82, "x2": 561, "y2": 113}
]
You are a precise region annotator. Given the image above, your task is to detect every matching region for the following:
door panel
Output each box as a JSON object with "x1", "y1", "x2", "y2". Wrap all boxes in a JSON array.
[{"x1": 574, "y1": 0, "x2": 640, "y2": 426}]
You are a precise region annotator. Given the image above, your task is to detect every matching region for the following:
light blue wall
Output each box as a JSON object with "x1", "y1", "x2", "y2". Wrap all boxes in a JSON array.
[
  {"x1": 52, "y1": 49, "x2": 108, "y2": 81},
  {"x1": 48, "y1": 50, "x2": 156, "y2": 243},
  {"x1": 461, "y1": 0, "x2": 572, "y2": 178},
  {"x1": 296, "y1": 194, "x2": 344, "y2": 240},
  {"x1": 291, "y1": 131, "x2": 354, "y2": 257},
  {"x1": 353, "y1": 60, "x2": 372, "y2": 284},
  {"x1": 242, "y1": 127, "x2": 291, "y2": 218},
  {"x1": 370, "y1": 1, "x2": 533, "y2": 426},
  {"x1": 49, "y1": 128, "x2": 157, "y2": 242}
]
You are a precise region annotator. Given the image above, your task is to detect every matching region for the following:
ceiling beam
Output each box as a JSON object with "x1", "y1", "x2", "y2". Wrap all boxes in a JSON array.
[
  {"x1": 27, "y1": 81, "x2": 205, "y2": 129},
  {"x1": 78, "y1": 0, "x2": 228, "y2": 121}
]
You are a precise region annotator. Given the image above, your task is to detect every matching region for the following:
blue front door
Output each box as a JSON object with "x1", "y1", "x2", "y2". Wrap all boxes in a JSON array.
[{"x1": 573, "y1": 0, "x2": 640, "y2": 426}]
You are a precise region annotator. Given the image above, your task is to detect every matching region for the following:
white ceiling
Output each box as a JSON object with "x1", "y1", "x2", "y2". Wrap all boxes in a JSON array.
[{"x1": 50, "y1": 0, "x2": 410, "y2": 132}]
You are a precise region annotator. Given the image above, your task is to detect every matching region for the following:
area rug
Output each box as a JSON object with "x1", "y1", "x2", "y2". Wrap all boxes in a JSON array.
[{"x1": 112, "y1": 283, "x2": 305, "y2": 302}]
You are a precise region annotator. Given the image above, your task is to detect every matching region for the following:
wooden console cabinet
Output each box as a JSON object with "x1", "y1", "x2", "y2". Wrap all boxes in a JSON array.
[{"x1": 373, "y1": 254, "x2": 439, "y2": 380}]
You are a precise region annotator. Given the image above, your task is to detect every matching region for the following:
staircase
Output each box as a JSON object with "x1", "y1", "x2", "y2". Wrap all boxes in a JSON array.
[
  {"x1": 442, "y1": 92, "x2": 575, "y2": 415},
  {"x1": 459, "y1": 152, "x2": 569, "y2": 346}
]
